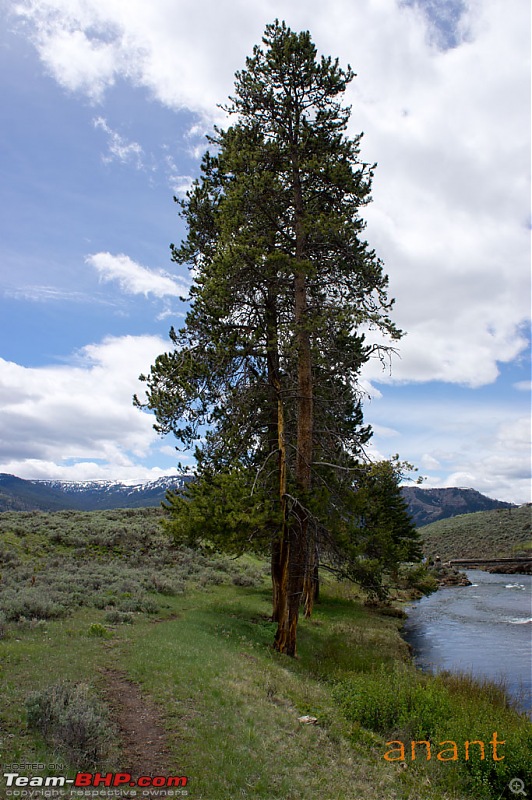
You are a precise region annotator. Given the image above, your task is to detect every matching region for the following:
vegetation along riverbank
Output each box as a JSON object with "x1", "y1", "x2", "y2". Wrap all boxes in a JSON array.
[{"x1": 0, "y1": 507, "x2": 530, "y2": 800}]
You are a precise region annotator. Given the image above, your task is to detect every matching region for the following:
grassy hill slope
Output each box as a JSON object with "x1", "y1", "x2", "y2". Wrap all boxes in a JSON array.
[
  {"x1": 0, "y1": 508, "x2": 530, "y2": 799},
  {"x1": 420, "y1": 504, "x2": 531, "y2": 561}
]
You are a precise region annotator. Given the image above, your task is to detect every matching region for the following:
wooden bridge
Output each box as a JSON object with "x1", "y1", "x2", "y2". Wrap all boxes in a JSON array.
[{"x1": 448, "y1": 558, "x2": 532, "y2": 566}]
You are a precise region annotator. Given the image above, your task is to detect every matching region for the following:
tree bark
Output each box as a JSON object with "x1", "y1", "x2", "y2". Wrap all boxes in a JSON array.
[
  {"x1": 303, "y1": 542, "x2": 319, "y2": 618},
  {"x1": 276, "y1": 155, "x2": 314, "y2": 655},
  {"x1": 272, "y1": 387, "x2": 289, "y2": 633},
  {"x1": 265, "y1": 296, "x2": 289, "y2": 628}
]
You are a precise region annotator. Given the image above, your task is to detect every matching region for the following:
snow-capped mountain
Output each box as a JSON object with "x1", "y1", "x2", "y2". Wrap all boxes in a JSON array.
[
  {"x1": 0, "y1": 473, "x2": 191, "y2": 512},
  {"x1": 37, "y1": 476, "x2": 188, "y2": 494},
  {"x1": 0, "y1": 472, "x2": 515, "y2": 523}
]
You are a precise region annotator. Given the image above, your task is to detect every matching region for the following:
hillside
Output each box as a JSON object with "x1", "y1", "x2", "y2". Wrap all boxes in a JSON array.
[
  {"x1": 401, "y1": 486, "x2": 514, "y2": 527},
  {"x1": 0, "y1": 473, "x2": 516, "y2": 526},
  {"x1": 420, "y1": 504, "x2": 531, "y2": 562}
]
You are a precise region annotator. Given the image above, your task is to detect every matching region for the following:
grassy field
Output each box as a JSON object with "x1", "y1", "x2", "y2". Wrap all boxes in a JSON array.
[
  {"x1": 420, "y1": 504, "x2": 531, "y2": 562},
  {"x1": 0, "y1": 508, "x2": 530, "y2": 800}
]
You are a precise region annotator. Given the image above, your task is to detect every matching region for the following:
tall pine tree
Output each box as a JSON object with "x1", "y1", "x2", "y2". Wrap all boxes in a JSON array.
[{"x1": 136, "y1": 21, "x2": 402, "y2": 655}]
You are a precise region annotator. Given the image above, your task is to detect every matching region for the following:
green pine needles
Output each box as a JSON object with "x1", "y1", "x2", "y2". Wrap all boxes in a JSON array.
[{"x1": 136, "y1": 20, "x2": 418, "y2": 654}]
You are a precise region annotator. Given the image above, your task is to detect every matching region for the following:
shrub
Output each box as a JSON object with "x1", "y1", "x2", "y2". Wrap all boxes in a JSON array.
[
  {"x1": 150, "y1": 574, "x2": 177, "y2": 595},
  {"x1": 87, "y1": 622, "x2": 113, "y2": 638},
  {"x1": 231, "y1": 566, "x2": 264, "y2": 587},
  {"x1": 231, "y1": 574, "x2": 256, "y2": 587},
  {"x1": 196, "y1": 570, "x2": 225, "y2": 587},
  {"x1": 1, "y1": 589, "x2": 67, "y2": 621},
  {"x1": 93, "y1": 594, "x2": 113, "y2": 609},
  {"x1": 26, "y1": 682, "x2": 116, "y2": 768},
  {"x1": 400, "y1": 564, "x2": 439, "y2": 595},
  {"x1": 0, "y1": 547, "x2": 20, "y2": 565},
  {"x1": 104, "y1": 610, "x2": 134, "y2": 625},
  {"x1": 15, "y1": 616, "x2": 47, "y2": 632},
  {"x1": 116, "y1": 595, "x2": 159, "y2": 614}
]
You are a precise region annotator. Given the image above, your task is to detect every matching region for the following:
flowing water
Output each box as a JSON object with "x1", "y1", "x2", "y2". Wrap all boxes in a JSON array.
[{"x1": 402, "y1": 569, "x2": 532, "y2": 715}]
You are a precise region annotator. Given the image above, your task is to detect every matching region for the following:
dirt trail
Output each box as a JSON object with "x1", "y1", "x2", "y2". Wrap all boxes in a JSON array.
[{"x1": 100, "y1": 669, "x2": 184, "y2": 799}]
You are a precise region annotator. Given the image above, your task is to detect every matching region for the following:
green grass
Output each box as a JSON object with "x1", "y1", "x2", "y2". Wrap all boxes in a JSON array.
[
  {"x1": 0, "y1": 583, "x2": 452, "y2": 799},
  {"x1": 333, "y1": 665, "x2": 531, "y2": 798},
  {"x1": 420, "y1": 505, "x2": 531, "y2": 561},
  {"x1": 0, "y1": 508, "x2": 528, "y2": 799}
]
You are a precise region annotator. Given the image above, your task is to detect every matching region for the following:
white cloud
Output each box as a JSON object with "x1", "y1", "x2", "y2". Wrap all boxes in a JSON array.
[
  {"x1": 12, "y1": 0, "x2": 253, "y2": 112},
  {"x1": 420, "y1": 453, "x2": 441, "y2": 471},
  {"x1": 11, "y1": 0, "x2": 530, "y2": 389},
  {"x1": 16, "y1": 1, "x2": 132, "y2": 102},
  {"x1": 0, "y1": 335, "x2": 171, "y2": 480},
  {"x1": 93, "y1": 117, "x2": 144, "y2": 168},
  {"x1": 365, "y1": 393, "x2": 531, "y2": 504},
  {"x1": 355, "y1": 0, "x2": 530, "y2": 388},
  {"x1": 5, "y1": 0, "x2": 530, "y2": 492},
  {"x1": 371, "y1": 423, "x2": 400, "y2": 439},
  {"x1": 4, "y1": 285, "x2": 95, "y2": 303},
  {"x1": 161, "y1": 152, "x2": 194, "y2": 195},
  {"x1": 156, "y1": 306, "x2": 185, "y2": 322},
  {"x1": 169, "y1": 174, "x2": 194, "y2": 198},
  {"x1": 0, "y1": 458, "x2": 181, "y2": 484},
  {"x1": 87, "y1": 251, "x2": 188, "y2": 298},
  {"x1": 363, "y1": 315, "x2": 529, "y2": 389}
]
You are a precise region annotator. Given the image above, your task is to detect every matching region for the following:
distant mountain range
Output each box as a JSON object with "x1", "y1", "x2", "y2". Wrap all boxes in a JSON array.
[
  {"x1": 0, "y1": 473, "x2": 516, "y2": 526},
  {"x1": 0, "y1": 473, "x2": 190, "y2": 513}
]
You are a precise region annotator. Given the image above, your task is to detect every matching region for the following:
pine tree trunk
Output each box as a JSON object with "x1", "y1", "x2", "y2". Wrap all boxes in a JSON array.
[
  {"x1": 294, "y1": 266, "x2": 313, "y2": 634},
  {"x1": 275, "y1": 156, "x2": 314, "y2": 654},
  {"x1": 293, "y1": 152, "x2": 314, "y2": 629},
  {"x1": 272, "y1": 384, "x2": 290, "y2": 632},
  {"x1": 313, "y1": 558, "x2": 320, "y2": 603},
  {"x1": 265, "y1": 295, "x2": 289, "y2": 627},
  {"x1": 303, "y1": 542, "x2": 318, "y2": 618},
  {"x1": 273, "y1": 276, "x2": 313, "y2": 654}
]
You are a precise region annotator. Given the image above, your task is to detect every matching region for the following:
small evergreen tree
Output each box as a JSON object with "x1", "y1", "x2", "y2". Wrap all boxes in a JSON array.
[{"x1": 324, "y1": 460, "x2": 422, "y2": 600}]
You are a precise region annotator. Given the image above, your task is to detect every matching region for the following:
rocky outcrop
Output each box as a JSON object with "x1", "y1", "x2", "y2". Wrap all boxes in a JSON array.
[{"x1": 437, "y1": 569, "x2": 472, "y2": 587}]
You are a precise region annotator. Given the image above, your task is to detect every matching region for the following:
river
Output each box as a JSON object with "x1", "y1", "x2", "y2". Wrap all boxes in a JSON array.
[{"x1": 402, "y1": 569, "x2": 532, "y2": 716}]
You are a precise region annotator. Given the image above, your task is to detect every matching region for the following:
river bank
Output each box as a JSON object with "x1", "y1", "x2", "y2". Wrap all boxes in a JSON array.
[{"x1": 402, "y1": 569, "x2": 532, "y2": 717}]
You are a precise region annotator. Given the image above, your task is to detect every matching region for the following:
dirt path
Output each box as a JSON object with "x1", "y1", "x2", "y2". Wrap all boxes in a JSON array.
[{"x1": 100, "y1": 668, "x2": 184, "y2": 798}]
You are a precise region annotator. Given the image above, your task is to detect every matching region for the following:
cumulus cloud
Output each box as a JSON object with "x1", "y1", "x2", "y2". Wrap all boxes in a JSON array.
[
  {"x1": 11, "y1": 0, "x2": 530, "y2": 389},
  {"x1": 0, "y1": 457, "x2": 182, "y2": 484},
  {"x1": 87, "y1": 251, "x2": 188, "y2": 298},
  {"x1": 5, "y1": 0, "x2": 530, "y2": 491},
  {"x1": 364, "y1": 393, "x2": 531, "y2": 504},
  {"x1": 12, "y1": 0, "x2": 251, "y2": 112},
  {"x1": 354, "y1": 0, "x2": 530, "y2": 387},
  {"x1": 15, "y1": 1, "x2": 132, "y2": 102},
  {"x1": 439, "y1": 414, "x2": 531, "y2": 501},
  {"x1": 0, "y1": 335, "x2": 172, "y2": 480}
]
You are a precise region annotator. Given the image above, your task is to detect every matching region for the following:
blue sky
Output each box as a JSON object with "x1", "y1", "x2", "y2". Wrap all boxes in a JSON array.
[{"x1": 0, "y1": 0, "x2": 530, "y2": 503}]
